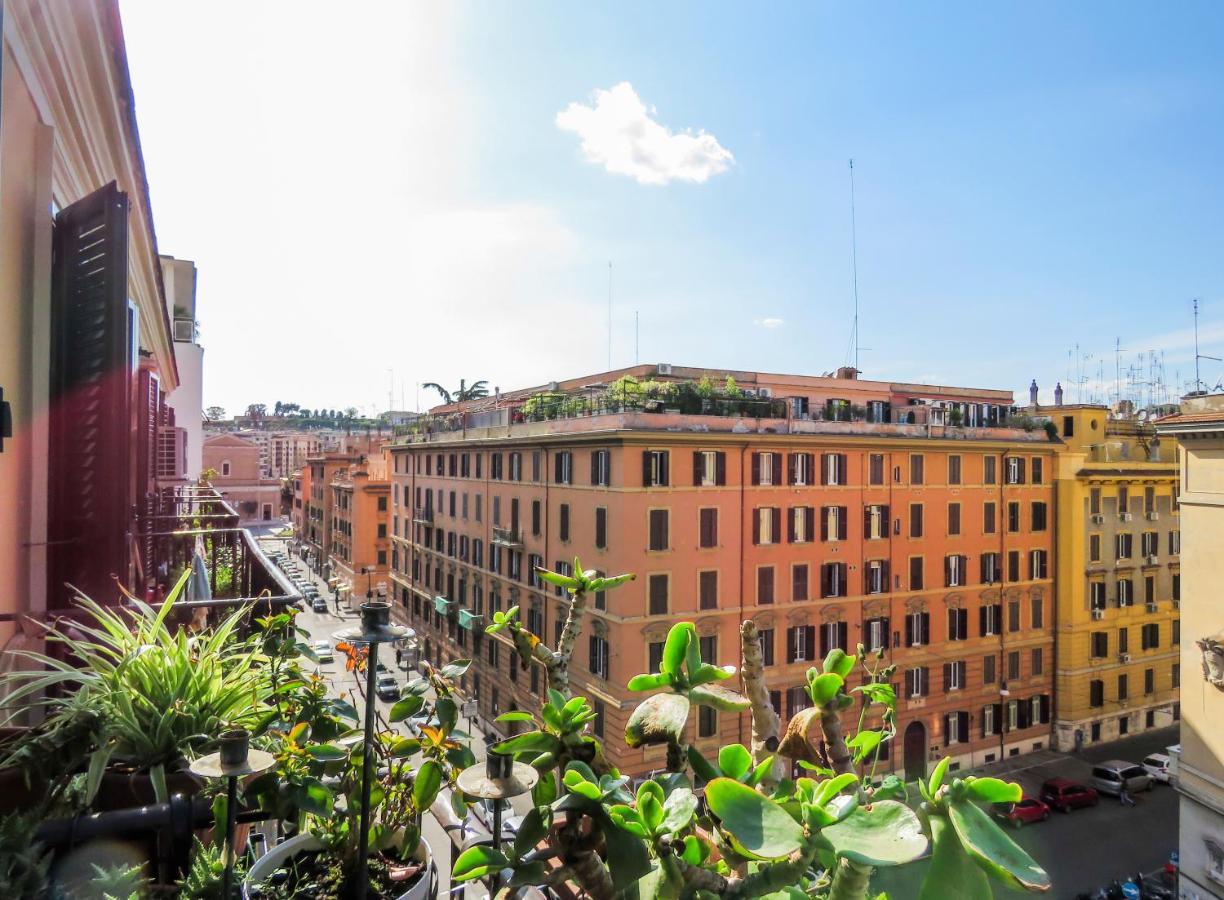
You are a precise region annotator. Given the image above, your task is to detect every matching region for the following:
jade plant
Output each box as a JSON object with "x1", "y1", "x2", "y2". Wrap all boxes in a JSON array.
[{"x1": 453, "y1": 562, "x2": 1050, "y2": 900}]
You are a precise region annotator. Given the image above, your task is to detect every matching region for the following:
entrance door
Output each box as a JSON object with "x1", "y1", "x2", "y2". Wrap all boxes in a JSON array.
[{"x1": 904, "y1": 721, "x2": 927, "y2": 782}]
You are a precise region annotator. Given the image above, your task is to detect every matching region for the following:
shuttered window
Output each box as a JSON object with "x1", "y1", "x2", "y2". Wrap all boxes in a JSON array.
[
  {"x1": 699, "y1": 508, "x2": 718, "y2": 548},
  {"x1": 693, "y1": 450, "x2": 726, "y2": 486},
  {"x1": 648, "y1": 574, "x2": 669, "y2": 615},
  {"x1": 699, "y1": 571, "x2": 718, "y2": 610},
  {"x1": 792, "y1": 564, "x2": 809, "y2": 602},
  {"x1": 594, "y1": 507, "x2": 607, "y2": 549},
  {"x1": 648, "y1": 509, "x2": 669, "y2": 551},
  {"x1": 757, "y1": 566, "x2": 774, "y2": 605}
]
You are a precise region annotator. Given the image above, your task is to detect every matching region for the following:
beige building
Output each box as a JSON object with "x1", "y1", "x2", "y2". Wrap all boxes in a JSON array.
[
  {"x1": 203, "y1": 434, "x2": 282, "y2": 523},
  {"x1": 1158, "y1": 399, "x2": 1224, "y2": 898}
]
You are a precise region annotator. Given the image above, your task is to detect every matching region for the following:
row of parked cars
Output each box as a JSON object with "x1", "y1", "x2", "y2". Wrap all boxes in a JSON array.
[
  {"x1": 994, "y1": 751, "x2": 1175, "y2": 827},
  {"x1": 268, "y1": 550, "x2": 330, "y2": 613}
]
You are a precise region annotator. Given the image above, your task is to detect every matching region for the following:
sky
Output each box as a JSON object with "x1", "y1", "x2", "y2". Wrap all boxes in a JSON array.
[{"x1": 118, "y1": 1, "x2": 1224, "y2": 417}]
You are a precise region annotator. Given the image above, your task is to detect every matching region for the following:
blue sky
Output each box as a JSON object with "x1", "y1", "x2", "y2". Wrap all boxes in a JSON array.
[{"x1": 119, "y1": 1, "x2": 1224, "y2": 415}]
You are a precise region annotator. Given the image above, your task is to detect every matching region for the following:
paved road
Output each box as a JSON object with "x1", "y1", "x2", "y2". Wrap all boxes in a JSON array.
[{"x1": 872, "y1": 726, "x2": 1180, "y2": 899}]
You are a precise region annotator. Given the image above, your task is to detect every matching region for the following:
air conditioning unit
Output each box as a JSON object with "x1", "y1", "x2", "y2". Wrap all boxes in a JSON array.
[
  {"x1": 657, "y1": 364, "x2": 673, "y2": 376},
  {"x1": 1146, "y1": 511, "x2": 1160, "y2": 521},
  {"x1": 173, "y1": 318, "x2": 195, "y2": 342},
  {"x1": 1146, "y1": 555, "x2": 1160, "y2": 566},
  {"x1": 1090, "y1": 514, "x2": 1104, "y2": 525},
  {"x1": 1118, "y1": 653, "x2": 1131, "y2": 664},
  {"x1": 1146, "y1": 602, "x2": 1159, "y2": 613},
  {"x1": 1092, "y1": 609, "x2": 1105, "y2": 620},
  {"x1": 757, "y1": 387, "x2": 772, "y2": 398},
  {"x1": 1120, "y1": 512, "x2": 1133, "y2": 522}
]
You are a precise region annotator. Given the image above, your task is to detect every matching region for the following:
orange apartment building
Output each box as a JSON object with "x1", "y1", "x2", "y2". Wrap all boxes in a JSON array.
[
  {"x1": 328, "y1": 455, "x2": 392, "y2": 607},
  {"x1": 388, "y1": 365, "x2": 1057, "y2": 780},
  {"x1": 299, "y1": 432, "x2": 390, "y2": 579}
]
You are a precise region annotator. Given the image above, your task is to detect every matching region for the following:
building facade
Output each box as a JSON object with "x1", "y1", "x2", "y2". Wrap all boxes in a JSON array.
[
  {"x1": 328, "y1": 458, "x2": 391, "y2": 607},
  {"x1": 161, "y1": 255, "x2": 203, "y2": 481},
  {"x1": 1158, "y1": 399, "x2": 1224, "y2": 899},
  {"x1": 202, "y1": 434, "x2": 282, "y2": 523},
  {"x1": 388, "y1": 366, "x2": 1057, "y2": 778},
  {"x1": 1039, "y1": 404, "x2": 1181, "y2": 750}
]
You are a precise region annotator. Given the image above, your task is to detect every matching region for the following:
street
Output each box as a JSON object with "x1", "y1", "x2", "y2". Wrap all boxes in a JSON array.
[{"x1": 872, "y1": 726, "x2": 1180, "y2": 899}]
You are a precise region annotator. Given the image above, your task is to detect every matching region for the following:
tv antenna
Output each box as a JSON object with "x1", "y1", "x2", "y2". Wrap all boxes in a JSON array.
[
  {"x1": 1194, "y1": 298, "x2": 1221, "y2": 393},
  {"x1": 607, "y1": 261, "x2": 613, "y2": 371}
]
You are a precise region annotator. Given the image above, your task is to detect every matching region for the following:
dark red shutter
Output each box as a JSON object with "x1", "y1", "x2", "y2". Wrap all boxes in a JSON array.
[
  {"x1": 943, "y1": 663, "x2": 951, "y2": 691},
  {"x1": 787, "y1": 453, "x2": 796, "y2": 485},
  {"x1": 881, "y1": 617, "x2": 891, "y2": 648},
  {"x1": 979, "y1": 606, "x2": 988, "y2": 636},
  {"x1": 693, "y1": 451, "x2": 702, "y2": 486},
  {"x1": 48, "y1": 182, "x2": 132, "y2": 606},
  {"x1": 786, "y1": 628, "x2": 796, "y2": 663},
  {"x1": 820, "y1": 508, "x2": 829, "y2": 541},
  {"x1": 771, "y1": 508, "x2": 781, "y2": 542},
  {"x1": 922, "y1": 613, "x2": 931, "y2": 644},
  {"x1": 905, "y1": 615, "x2": 914, "y2": 646},
  {"x1": 751, "y1": 452, "x2": 760, "y2": 485},
  {"x1": 838, "y1": 622, "x2": 848, "y2": 651},
  {"x1": 805, "y1": 507, "x2": 815, "y2": 539},
  {"x1": 805, "y1": 626, "x2": 816, "y2": 661},
  {"x1": 787, "y1": 509, "x2": 796, "y2": 543},
  {"x1": 838, "y1": 508, "x2": 848, "y2": 540},
  {"x1": 591, "y1": 451, "x2": 598, "y2": 484},
  {"x1": 820, "y1": 453, "x2": 828, "y2": 485},
  {"x1": 715, "y1": 452, "x2": 726, "y2": 486},
  {"x1": 642, "y1": 450, "x2": 652, "y2": 486},
  {"x1": 752, "y1": 510, "x2": 761, "y2": 545},
  {"x1": 820, "y1": 564, "x2": 831, "y2": 598}
]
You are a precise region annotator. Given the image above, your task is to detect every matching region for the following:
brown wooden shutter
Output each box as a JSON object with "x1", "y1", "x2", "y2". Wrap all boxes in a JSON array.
[
  {"x1": 752, "y1": 509, "x2": 761, "y2": 545},
  {"x1": 771, "y1": 508, "x2": 781, "y2": 543},
  {"x1": 785, "y1": 627, "x2": 796, "y2": 663},
  {"x1": 922, "y1": 613, "x2": 931, "y2": 644},
  {"x1": 805, "y1": 507, "x2": 815, "y2": 540},
  {"x1": 837, "y1": 622, "x2": 848, "y2": 651},
  {"x1": 715, "y1": 452, "x2": 726, "y2": 485},
  {"x1": 820, "y1": 453, "x2": 829, "y2": 485},
  {"x1": 805, "y1": 626, "x2": 816, "y2": 661},
  {"x1": 591, "y1": 451, "x2": 598, "y2": 484},
  {"x1": 48, "y1": 182, "x2": 132, "y2": 606},
  {"x1": 820, "y1": 564, "x2": 831, "y2": 598},
  {"x1": 838, "y1": 507, "x2": 848, "y2": 540},
  {"x1": 787, "y1": 453, "x2": 796, "y2": 485},
  {"x1": 820, "y1": 508, "x2": 829, "y2": 541},
  {"x1": 751, "y1": 452, "x2": 760, "y2": 485},
  {"x1": 787, "y1": 508, "x2": 796, "y2": 543},
  {"x1": 642, "y1": 450, "x2": 652, "y2": 486},
  {"x1": 693, "y1": 451, "x2": 703, "y2": 486}
]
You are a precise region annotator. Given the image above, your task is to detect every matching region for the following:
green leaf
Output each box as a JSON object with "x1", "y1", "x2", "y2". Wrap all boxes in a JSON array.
[
  {"x1": 452, "y1": 845, "x2": 509, "y2": 882},
  {"x1": 687, "y1": 745, "x2": 720, "y2": 784},
  {"x1": 625, "y1": 692, "x2": 691, "y2": 747},
  {"x1": 495, "y1": 711, "x2": 536, "y2": 724},
  {"x1": 563, "y1": 768, "x2": 603, "y2": 800},
  {"x1": 718, "y1": 744, "x2": 754, "y2": 781},
  {"x1": 413, "y1": 759, "x2": 443, "y2": 811},
  {"x1": 508, "y1": 861, "x2": 550, "y2": 888},
  {"x1": 963, "y1": 777, "x2": 1022, "y2": 805},
  {"x1": 627, "y1": 672, "x2": 674, "y2": 692},
  {"x1": 535, "y1": 568, "x2": 581, "y2": 590},
  {"x1": 808, "y1": 672, "x2": 844, "y2": 707},
  {"x1": 660, "y1": 787, "x2": 697, "y2": 834},
  {"x1": 948, "y1": 797, "x2": 1051, "y2": 891},
  {"x1": 847, "y1": 730, "x2": 884, "y2": 764},
  {"x1": 689, "y1": 663, "x2": 737, "y2": 686},
  {"x1": 680, "y1": 835, "x2": 710, "y2": 865},
  {"x1": 747, "y1": 756, "x2": 776, "y2": 788},
  {"x1": 639, "y1": 786, "x2": 664, "y2": 834},
  {"x1": 296, "y1": 777, "x2": 333, "y2": 816},
  {"x1": 661, "y1": 623, "x2": 694, "y2": 676},
  {"x1": 435, "y1": 697, "x2": 459, "y2": 733},
  {"x1": 494, "y1": 730, "x2": 562, "y2": 756},
  {"x1": 688, "y1": 683, "x2": 751, "y2": 711},
  {"x1": 598, "y1": 807, "x2": 653, "y2": 890},
  {"x1": 609, "y1": 804, "x2": 649, "y2": 838},
  {"x1": 439, "y1": 659, "x2": 472, "y2": 679},
  {"x1": 873, "y1": 775, "x2": 907, "y2": 802},
  {"x1": 815, "y1": 772, "x2": 859, "y2": 806},
  {"x1": 823, "y1": 800, "x2": 927, "y2": 867},
  {"x1": 920, "y1": 814, "x2": 992, "y2": 900},
  {"x1": 305, "y1": 743, "x2": 348, "y2": 761},
  {"x1": 824, "y1": 648, "x2": 855, "y2": 678},
  {"x1": 705, "y1": 777, "x2": 806, "y2": 861},
  {"x1": 928, "y1": 756, "x2": 951, "y2": 796},
  {"x1": 532, "y1": 771, "x2": 558, "y2": 807},
  {"x1": 513, "y1": 807, "x2": 550, "y2": 858}
]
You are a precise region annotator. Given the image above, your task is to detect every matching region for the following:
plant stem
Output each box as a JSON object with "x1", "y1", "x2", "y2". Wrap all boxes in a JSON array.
[
  {"x1": 739, "y1": 620, "x2": 783, "y2": 787},
  {"x1": 828, "y1": 858, "x2": 873, "y2": 900}
]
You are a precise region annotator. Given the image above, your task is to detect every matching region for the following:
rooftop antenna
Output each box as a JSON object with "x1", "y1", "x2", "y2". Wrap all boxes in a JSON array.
[
  {"x1": 1193, "y1": 298, "x2": 1221, "y2": 393},
  {"x1": 607, "y1": 261, "x2": 613, "y2": 371},
  {"x1": 849, "y1": 158, "x2": 861, "y2": 373},
  {"x1": 387, "y1": 368, "x2": 394, "y2": 412}
]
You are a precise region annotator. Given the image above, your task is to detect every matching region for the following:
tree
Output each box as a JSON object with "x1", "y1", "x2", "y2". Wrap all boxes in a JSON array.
[
  {"x1": 422, "y1": 379, "x2": 490, "y2": 405},
  {"x1": 344, "y1": 407, "x2": 359, "y2": 420},
  {"x1": 245, "y1": 403, "x2": 267, "y2": 419},
  {"x1": 273, "y1": 401, "x2": 284, "y2": 416},
  {"x1": 204, "y1": 406, "x2": 226, "y2": 422},
  {"x1": 282, "y1": 402, "x2": 300, "y2": 415}
]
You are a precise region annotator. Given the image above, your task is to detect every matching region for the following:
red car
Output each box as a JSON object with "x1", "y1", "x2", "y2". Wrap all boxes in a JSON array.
[
  {"x1": 993, "y1": 796, "x2": 1051, "y2": 827},
  {"x1": 1039, "y1": 778, "x2": 1100, "y2": 812}
]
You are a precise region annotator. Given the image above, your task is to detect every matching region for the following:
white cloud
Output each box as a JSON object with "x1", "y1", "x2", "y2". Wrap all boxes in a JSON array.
[
  {"x1": 755, "y1": 317, "x2": 785, "y2": 329},
  {"x1": 556, "y1": 82, "x2": 734, "y2": 186}
]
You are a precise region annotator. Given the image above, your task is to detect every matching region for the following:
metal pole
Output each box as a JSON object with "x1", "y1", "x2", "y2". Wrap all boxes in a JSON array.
[
  {"x1": 356, "y1": 643, "x2": 380, "y2": 900},
  {"x1": 491, "y1": 800, "x2": 503, "y2": 891},
  {"x1": 223, "y1": 775, "x2": 238, "y2": 900}
]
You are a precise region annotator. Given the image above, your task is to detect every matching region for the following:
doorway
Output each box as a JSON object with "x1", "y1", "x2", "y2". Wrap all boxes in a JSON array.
[{"x1": 904, "y1": 721, "x2": 927, "y2": 782}]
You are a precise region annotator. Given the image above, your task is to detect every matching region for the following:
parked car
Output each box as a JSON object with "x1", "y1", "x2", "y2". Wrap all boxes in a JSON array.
[
  {"x1": 1091, "y1": 760, "x2": 1153, "y2": 796},
  {"x1": 310, "y1": 597, "x2": 328, "y2": 613},
  {"x1": 310, "y1": 639, "x2": 334, "y2": 663},
  {"x1": 1143, "y1": 753, "x2": 1173, "y2": 784},
  {"x1": 992, "y1": 796, "x2": 1050, "y2": 828},
  {"x1": 1039, "y1": 778, "x2": 1099, "y2": 812},
  {"x1": 375, "y1": 673, "x2": 401, "y2": 701}
]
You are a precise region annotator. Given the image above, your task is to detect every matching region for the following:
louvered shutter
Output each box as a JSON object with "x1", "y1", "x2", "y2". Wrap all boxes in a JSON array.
[
  {"x1": 693, "y1": 451, "x2": 703, "y2": 486},
  {"x1": 805, "y1": 627, "x2": 816, "y2": 661},
  {"x1": 752, "y1": 510, "x2": 761, "y2": 545},
  {"x1": 1039, "y1": 695, "x2": 1050, "y2": 723},
  {"x1": 838, "y1": 621, "x2": 848, "y2": 652},
  {"x1": 838, "y1": 508, "x2": 848, "y2": 540},
  {"x1": 881, "y1": 560, "x2": 890, "y2": 589},
  {"x1": 905, "y1": 669, "x2": 914, "y2": 696},
  {"x1": 820, "y1": 453, "x2": 828, "y2": 485},
  {"x1": 864, "y1": 505, "x2": 872, "y2": 539},
  {"x1": 786, "y1": 628, "x2": 796, "y2": 663},
  {"x1": 787, "y1": 509, "x2": 796, "y2": 543},
  {"x1": 751, "y1": 453, "x2": 761, "y2": 485},
  {"x1": 820, "y1": 508, "x2": 829, "y2": 541},
  {"x1": 48, "y1": 182, "x2": 132, "y2": 606},
  {"x1": 642, "y1": 450, "x2": 652, "y2": 486},
  {"x1": 771, "y1": 508, "x2": 781, "y2": 543},
  {"x1": 805, "y1": 507, "x2": 814, "y2": 540},
  {"x1": 921, "y1": 613, "x2": 931, "y2": 644},
  {"x1": 591, "y1": 451, "x2": 599, "y2": 485},
  {"x1": 905, "y1": 615, "x2": 914, "y2": 646},
  {"x1": 820, "y1": 564, "x2": 831, "y2": 598},
  {"x1": 977, "y1": 606, "x2": 987, "y2": 636},
  {"x1": 134, "y1": 369, "x2": 161, "y2": 582},
  {"x1": 943, "y1": 663, "x2": 952, "y2": 692},
  {"x1": 715, "y1": 452, "x2": 726, "y2": 485},
  {"x1": 958, "y1": 712, "x2": 970, "y2": 739}
]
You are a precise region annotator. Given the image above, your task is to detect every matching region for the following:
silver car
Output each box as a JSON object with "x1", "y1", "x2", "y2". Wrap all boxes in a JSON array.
[{"x1": 1091, "y1": 759, "x2": 1152, "y2": 795}]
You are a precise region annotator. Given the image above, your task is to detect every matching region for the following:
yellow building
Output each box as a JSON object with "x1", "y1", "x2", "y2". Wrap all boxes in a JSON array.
[{"x1": 1039, "y1": 404, "x2": 1181, "y2": 750}]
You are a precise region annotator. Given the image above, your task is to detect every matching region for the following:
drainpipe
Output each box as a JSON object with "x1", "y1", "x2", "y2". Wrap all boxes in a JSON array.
[
  {"x1": 736, "y1": 443, "x2": 747, "y2": 749},
  {"x1": 999, "y1": 451, "x2": 1008, "y2": 764}
]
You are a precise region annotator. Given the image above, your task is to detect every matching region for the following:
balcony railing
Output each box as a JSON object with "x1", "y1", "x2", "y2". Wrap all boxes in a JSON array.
[
  {"x1": 458, "y1": 608, "x2": 484, "y2": 631},
  {"x1": 434, "y1": 595, "x2": 455, "y2": 616},
  {"x1": 491, "y1": 525, "x2": 524, "y2": 548},
  {"x1": 413, "y1": 508, "x2": 435, "y2": 525}
]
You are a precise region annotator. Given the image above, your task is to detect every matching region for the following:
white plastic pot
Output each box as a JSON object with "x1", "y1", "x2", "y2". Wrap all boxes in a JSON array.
[{"x1": 244, "y1": 833, "x2": 436, "y2": 900}]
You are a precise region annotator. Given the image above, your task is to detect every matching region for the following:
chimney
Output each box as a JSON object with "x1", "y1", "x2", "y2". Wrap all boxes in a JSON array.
[
  {"x1": 1029, "y1": 379, "x2": 1039, "y2": 407},
  {"x1": 836, "y1": 366, "x2": 860, "y2": 380},
  {"x1": 1054, "y1": 382, "x2": 1064, "y2": 406}
]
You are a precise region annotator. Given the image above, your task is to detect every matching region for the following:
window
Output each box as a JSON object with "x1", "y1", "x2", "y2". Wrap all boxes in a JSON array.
[
  {"x1": 754, "y1": 507, "x2": 781, "y2": 545},
  {"x1": 1029, "y1": 549, "x2": 1048, "y2": 580},
  {"x1": 789, "y1": 506, "x2": 814, "y2": 543},
  {"x1": 909, "y1": 556, "x2": 924, "y2": 590},
  {"x1": 758, "y1": 629, "x2": 775, "y2": 666},
  {"x1": 983, "y1": 703, "x2": 998, "y2": 737},
  {"x1": 589, "y1": 635, "x2": 609, "y2": 679},
  {"x1": 753, "y1": 451, "x2": 781, "y2": 486},
  {"x1": 699, "y1": 570, "x2": 718, "y2": 610},
  {"x1": 947, "y1": 607, "x2": 968, "y2": 641},
  {"x1": 1031, "y1": 593, "x2": 1044, "y2": 628},
  {"x1": 865, "y1": 504, "x2": 889, "y2": 539},
  {"x1": 1031, "y1": 457, "x2": 1043, "y2": 484},
  {"x1": 1089, "y1": 679, "x2": 1104, "y2": 707},
  {"x1": 1031, "y1": 647, "x2": 1044, "y2": 676},
  {"x1": 509, "y1": 452, "x2": 522, "y2": 481},
  {"x1": 984, "y1": 456, "x2": 997, "y2": 485},
  {"x1": 1062, "y1": 415, "x2": 1075, "y2": 437},
  {"x1": 865, "y1": 559, "x2": 889, "y2": 594},
  {"x1": 820, "y1": 562, "x2": 847, "y2": 598},
  {"x1": 1008, "y1": 598, "x2": 1021, "y2": 632},
  {"x1": 1174, "y1": 619, "x2": 1181, "y2": 644},
  {"x1": 1089, "y1": 534, "x2": 1101, "y2": 562},
  {"x1": 1117, "y1": 578, "x2": 1134, "y2": 607},
  {"x1": 1118, "y1": 673, "x2": 1128, "y2": 701},
  {"x1": 789, "y1": 452, "x2": 814, "y2": 486},
  {"x1": 699, "y1": 508, "x2": 718, "y2": 548},
  {"x1": 1091, "y1": 631, "x2": 1109, "y2": 658},
  {"x1": 945, "y1": 554, "x2": 967, "y2": 588},
  {"x1": 554, "y1": 451, "x2": 573, "y2": 485},
  {"x1": 819, "y1": 621, "x2": 848, "y2": 657},
  {"x1": 792, "y1": 564, "x2": 809, "y2": 601},
  {"x1": 1174, "y1": 574, "x2": 1181, "y2": 601},
  {"x1": 377, "y1": 550, "x2": 387, "y2": 566},
  {"x1": 866, "y1": 616, "x2": 890, "y2": 651},
  {"x1": 1144, "y1": 486, "x2": 1155, "y2": 514},
  {"x1": 648, "y1": 642, "x2": 664, "y2": 674},
  {"x1": 821, "y1": 453, "x2": 848, "y2": 486},
  {"x1": 910, "y1": 454, "x2": 925, "y2": 485},
  {"x1": 947, "y1": 502, "x2": 961, "y2": 536},
  {"x1": 648, "y1": 574, "x2": 669, "y2": 615},
  {"x1": 649, "y1": 509, "x2": 669, "y2": 551},
  {"x1": 595, "y1": 507, "x2": 607, "y2": 549},
  {"x1": 1144, "y1": 668, "x2": 1154, "y2": 695},
  {"x1": 377, "y1": 523, "x2": 387, "y2": 539},
  {"x1": 905, "y1": 666, "x2": 929, "y2": 697},
  {"x1": 943, "y1": 661, "x2": 967, "y2": 691},
  {"x1": 1145, "y1": 575, "x2": 1155, "y2": 604},
  {"x1": 1031, "y1": 502, "x2": 1048, "y2": 531},
  {"x1": 531, "y1": 451, "x2": 540, "y2": 482},
  {"x1": 788, "y1": 625, "x2": 816, "y2": 663},
  {"x1": 1090, "y1": 581, "x2": 1106, "y2": 611},
  {"x1": 906, "y1": 611, "x2": 931, "y2": 647},
  {"x1": 868, "y1": 453, "x2": 885, "y2": 485},
  {"x1": 979, "y1": 603, "x2": 1001, "y2": 637},
  {"x1": 559, "y1": 503, "x2": 571, "y2": 542},
  {"x1": 1090, "y1": 487, "x2": 1101, "y2": 515},
  {"x1": 492, "y1": 496, "x2": 501, "y2": 526},
  {"x1": 983, "y1": 501, "x2": 996, "y2": 534},
  {"x1": 643, "y1": 449, "x2": 670, "y2": 487},
  {"x1": 694, "y1": 450, "x2": 725, "y2": 486},
  {"x1": 590, "y1": 449, "x2": 610, "y2": 487},
  {"x1": 757, "y1": 566, "x2": 775, "y2": 605},
  {"x1": 1118, "y1": 485, "x2": 1130, "y2": 516},
  {"x1": 698, "y1": 706, "x2": 717, "y2": 738},
  {"x1": 1006, "y1": 456, "x2": 1026, "y2": 484},
  {"x1": 983, "y1": 654, "x2": 996, "y2": 684},
  {"x1": 1007, "y1": 501, "x2": 1021, "y2": 533},
  {"x1": 1007, "y1": 650, "x2": 1020, "y2": 680},
  {"x1": 909, "y1": 503, "x2": 924, "y2": 538},
  {"x1": 945, "y1": 711, "x2": 970, "y2": 746},
  {"x1": 980, "y1": 552, "x2": 1000, "y2": 584},
  {"x1": 822, "y1": 506, "x2": 848, "y2": 541},
  {"x1": 491, "y1": 453, "x2": 503, "y2": 480},
  {"x1": 1170, "y1": 530, "x2": 1181, "y2": 554},
  {"x1": 1141, "y1": 623, "x2": 1160, "y2": 650},
  {"x1": 948, "y1": 455, "x2": 962, "y2": 485},
  {"x1": 1173, "y1": 664, "x2": 1180, "y2": 688},
  {"x1": 1007, "y1": 550, "x2": 1021, "y2": 582}
]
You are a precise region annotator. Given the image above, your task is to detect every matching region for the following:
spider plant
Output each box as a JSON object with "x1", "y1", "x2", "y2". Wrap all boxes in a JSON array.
[{"x1": 0, "y1": 570, "x2": 272, "y2": 805}]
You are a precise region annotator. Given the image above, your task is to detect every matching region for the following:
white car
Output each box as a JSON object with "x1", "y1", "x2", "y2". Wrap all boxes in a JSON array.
[
  {"x1": 1143, "y1": 752, "x2": 1172, "y2": 784},
  {"x1": 311, "y1": 639, "x2": 334, "y2": 663}
]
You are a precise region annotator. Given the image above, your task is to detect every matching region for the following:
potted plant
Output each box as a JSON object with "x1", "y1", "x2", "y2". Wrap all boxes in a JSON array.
[{"x1": 244, "y1": 663, "x2": 473, "y2": 899}]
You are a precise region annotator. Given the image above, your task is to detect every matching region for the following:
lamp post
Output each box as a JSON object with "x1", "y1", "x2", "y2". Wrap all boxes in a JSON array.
[
  {"x1": 334, "y1": 602, "x2": 408, "y2": 900},
  {"x1": 188, "y1": 729, "x2": 274, "y2": 900}
]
